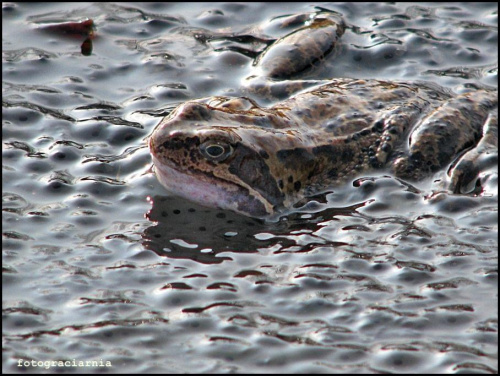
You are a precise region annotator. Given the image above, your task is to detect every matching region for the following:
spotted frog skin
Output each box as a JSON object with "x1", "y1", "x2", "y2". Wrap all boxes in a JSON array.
[{"x1": 149, "y1": 11, "x2": 498, "y2": 218}]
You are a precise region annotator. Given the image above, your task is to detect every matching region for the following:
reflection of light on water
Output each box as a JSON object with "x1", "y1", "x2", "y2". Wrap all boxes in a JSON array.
[
  {"x1": 255, "y1": 232, "x2": 275, "y2": 240},
  {"x1": 170, "y1": 238, "x2": 198, "y2": 249},
  {"x1": 2, "y1": 2, "x2": 496, "y2": 374},
  {"x1": 254, "y1": 243, "x2": 282, "y2": 254},
  {"x1": 479, "y1": 169, "x2": 498, "y2": 196}
]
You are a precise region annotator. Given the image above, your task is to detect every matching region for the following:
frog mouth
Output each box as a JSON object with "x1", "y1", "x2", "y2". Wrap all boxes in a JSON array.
[{"x1": 150, "y1": 153, "x2": 271, "y2": 217}]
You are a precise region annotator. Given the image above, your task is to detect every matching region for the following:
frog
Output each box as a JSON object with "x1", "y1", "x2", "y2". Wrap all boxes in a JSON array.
[{"x1": 149, "y1": 10, "x2": 498, "y2": 218}]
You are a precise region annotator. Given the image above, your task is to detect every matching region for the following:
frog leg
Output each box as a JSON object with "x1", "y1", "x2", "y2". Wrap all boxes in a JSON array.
[
  {"x1": 392, "y1": 90, "x2": 497, "y2": 184},
  {"x1": 445, "y1": 109, "x2": 497, "y2": 193},
  {"x1": 209, "y1": 34, "x2": 274, "y2": 59},
  {"x1": 209, "y1": 11, "x2": 344, "y2": 83},
  {"x1": 254, "y1": 13, "x2": 345, "y2": 79},
  {"x1": 209, "y1": 11, "x2": 335, "y2": 58}
]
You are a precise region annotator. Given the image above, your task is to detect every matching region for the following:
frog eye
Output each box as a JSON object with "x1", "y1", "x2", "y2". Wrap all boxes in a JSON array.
[{"x1": 200, "y1": 141, "x2": 233, "y2": 162}]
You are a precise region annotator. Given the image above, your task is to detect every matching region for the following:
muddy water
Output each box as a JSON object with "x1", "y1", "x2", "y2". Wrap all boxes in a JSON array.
[{"x1": 3, "y1": 2, "x2": 497, "y2": 373}]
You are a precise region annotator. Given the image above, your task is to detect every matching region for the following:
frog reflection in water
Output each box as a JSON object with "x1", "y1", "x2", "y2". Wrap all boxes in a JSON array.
[{"x1": 149, "y1": 11, "x2": 498, "y2": 218}]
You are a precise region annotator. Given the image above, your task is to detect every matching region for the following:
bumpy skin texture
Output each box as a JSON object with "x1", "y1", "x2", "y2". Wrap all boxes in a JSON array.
[
  {"x1": 149, "y1": 12, "x2": 498, "y2": 218},
  {"x1": 254, "y1": 15, "x2": 345, "y2": 79}
]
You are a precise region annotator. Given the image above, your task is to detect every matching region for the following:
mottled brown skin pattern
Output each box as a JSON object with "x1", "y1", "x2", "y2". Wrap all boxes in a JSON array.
[
  {"x1": 254, "y1": 16, "x2": 345, "y2": 79},
  {"x1": 149, "y1": 11, "x2": 498, "y2": 218},
  {"x1": 392, "y1": 91, "x2": 497, "y2": 184}
]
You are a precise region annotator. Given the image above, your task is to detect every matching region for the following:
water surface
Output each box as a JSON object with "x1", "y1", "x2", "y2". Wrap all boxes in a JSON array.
[{"x1": 3, "y1": 2, "x2": 498, "y2": 373}]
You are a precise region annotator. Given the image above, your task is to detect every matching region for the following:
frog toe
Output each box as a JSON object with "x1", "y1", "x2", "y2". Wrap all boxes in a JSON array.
[
  {"x1": 446, "y1": 111, "x2": 498, "y2": 193},
  {"x1": 447, "y1": 148, "x2": 498, "y2": 193}
]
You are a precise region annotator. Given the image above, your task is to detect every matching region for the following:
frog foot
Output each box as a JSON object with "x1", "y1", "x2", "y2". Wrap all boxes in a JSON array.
[
  {"x1": 392, "y1": 90, "x2": 497, "y2": 191},
  {"x1": 446, "y1": 110, "x2": 498, "y2": 193}
]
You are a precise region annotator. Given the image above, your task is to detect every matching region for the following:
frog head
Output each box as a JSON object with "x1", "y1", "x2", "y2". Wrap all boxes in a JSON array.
[{"x1": 149, "y1": 99, "x2": 308, "y2": 217}]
